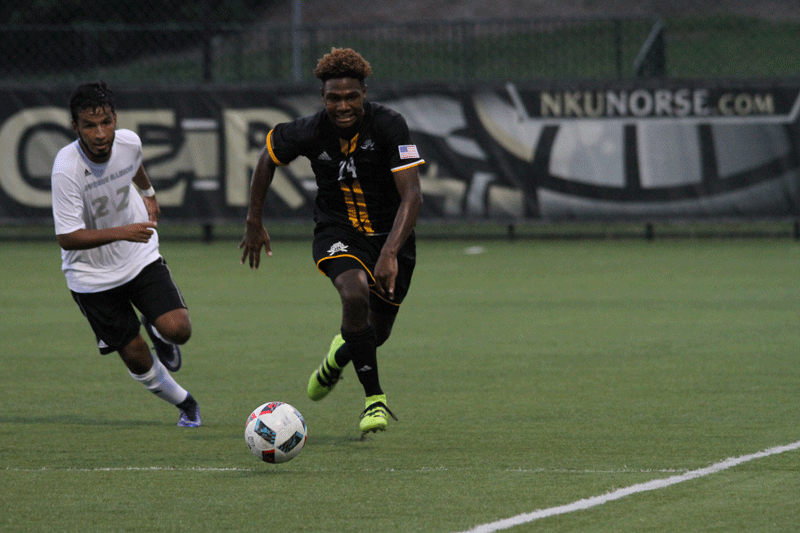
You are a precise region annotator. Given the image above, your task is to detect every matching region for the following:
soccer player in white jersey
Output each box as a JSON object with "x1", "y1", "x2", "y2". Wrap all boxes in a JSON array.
[{"x1": 51, "y1": 81, "x2": 201, "y2": 427}]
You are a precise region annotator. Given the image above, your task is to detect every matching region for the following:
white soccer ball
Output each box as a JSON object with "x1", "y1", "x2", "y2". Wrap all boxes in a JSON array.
[{"x1": 244, "y1": 401, "x2": 307, "y2": 464}]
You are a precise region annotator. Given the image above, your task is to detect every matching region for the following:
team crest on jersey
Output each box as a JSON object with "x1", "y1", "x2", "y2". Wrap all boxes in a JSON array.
[
  {"x1": 360, "y1": 139, "x2": 376, "y2": 151},
  {"x1": 327, "y1": 241, "x2": 348, "y2": 256}
]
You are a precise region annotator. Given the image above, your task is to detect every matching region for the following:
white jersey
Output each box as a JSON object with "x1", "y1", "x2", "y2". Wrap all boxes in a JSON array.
[{"x1": 52, "y1": 129, "x2": 161, "y2": 293}]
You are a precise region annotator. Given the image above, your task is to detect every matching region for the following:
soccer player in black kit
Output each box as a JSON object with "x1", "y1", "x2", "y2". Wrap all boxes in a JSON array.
[{"x1": 240, "y1": 48, "x2": 424, "y2": 434}]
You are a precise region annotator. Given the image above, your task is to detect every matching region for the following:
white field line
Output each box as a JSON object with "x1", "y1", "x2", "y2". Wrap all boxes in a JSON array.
[
  {"x1": 4, "y1": 466, "x2": 255, "y2": 472},
  {"x1": 2, "y1": 466, "x2": 687, "y2": 474},
  {"x1": 456, "y1": 440, "x2": 800, "y2": 533}
]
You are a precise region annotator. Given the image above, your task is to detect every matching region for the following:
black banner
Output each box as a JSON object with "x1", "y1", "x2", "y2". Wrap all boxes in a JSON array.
[{"x1": 2, "y1": 82, "x2": 799, "y2": 222}]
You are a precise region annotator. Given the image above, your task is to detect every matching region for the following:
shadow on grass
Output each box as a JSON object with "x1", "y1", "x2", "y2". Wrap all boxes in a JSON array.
[
  {"x1": 0, "y1": 415, "x2": 162, "y2": 427},
  {"x1": 307, "y1": 433, "x2": 366, "y2": 446}
]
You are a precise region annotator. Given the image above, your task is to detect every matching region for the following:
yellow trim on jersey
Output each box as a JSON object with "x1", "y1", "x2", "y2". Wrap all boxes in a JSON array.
[
  {"x1": 265, "y1": 129, "x2": 287, "y2": 166},
  {"x1": 391, "y1": 159, "x2": 425, "y2": 173},
  {"x1": 340, "y1": 134, "x2": 359, "y2": 155},
  {"x1": 339, "y1": 179, "x2": 374, "y2": 233},
  {"x1": 340, "y1": 183, "x2": 360, "y2": 230},
  {"x1": 351, "y1": 180, "x2": 374, "y2": 233}
]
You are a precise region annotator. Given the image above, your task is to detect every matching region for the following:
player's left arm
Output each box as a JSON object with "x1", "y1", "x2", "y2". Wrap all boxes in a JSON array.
[
  {"x1": 131, "y1": 164, "x2": 160, "y2": 223},
  {"x1": 374, "y1": 165, "x2": 423, "y2": 300}
]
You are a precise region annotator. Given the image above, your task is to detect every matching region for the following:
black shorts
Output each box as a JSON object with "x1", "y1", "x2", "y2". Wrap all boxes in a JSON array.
[
  {"x1": 312, "y1": 224, "x2": 416, "y2": 316},
  {"x1": 70, "y1": 257, "x2": 187, "y2": 355}
]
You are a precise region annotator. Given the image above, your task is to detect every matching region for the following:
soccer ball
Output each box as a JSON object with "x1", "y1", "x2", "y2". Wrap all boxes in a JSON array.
[{"x1": 244, "y1": 402, "x2": 307, "y2": 464}]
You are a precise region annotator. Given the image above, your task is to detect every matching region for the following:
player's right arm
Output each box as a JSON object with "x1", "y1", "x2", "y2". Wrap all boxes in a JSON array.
[
  {"x1": 56, "y1": 222, "x2": 157, "y2": 250},
  {"x1": 239, "y1": 144, "x2": 277, "y2": 269}
]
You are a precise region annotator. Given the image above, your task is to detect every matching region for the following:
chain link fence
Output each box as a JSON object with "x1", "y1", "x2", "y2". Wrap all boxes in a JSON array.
[{"x1": 2, "y1": 1, "x2": 799, "y2": 84}]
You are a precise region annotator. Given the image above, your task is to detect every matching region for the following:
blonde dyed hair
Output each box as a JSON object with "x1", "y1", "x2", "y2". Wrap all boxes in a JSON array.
[{"x1": 313, "y1": 47, "x2": 372, "y2": 83}]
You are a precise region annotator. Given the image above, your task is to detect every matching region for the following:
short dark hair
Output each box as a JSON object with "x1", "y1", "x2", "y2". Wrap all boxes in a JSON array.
[
  {"x1": 69, "y1": 81, "x2": 115, "y2": 122},
  {"x1": 313, "y1": 48, "x2": 372, "y2": 83}
]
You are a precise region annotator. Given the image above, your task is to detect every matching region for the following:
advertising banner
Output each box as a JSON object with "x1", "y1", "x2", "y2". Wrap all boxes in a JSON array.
[{"x1": 2, "y1": 82, "x2": 799, "y2": 223}]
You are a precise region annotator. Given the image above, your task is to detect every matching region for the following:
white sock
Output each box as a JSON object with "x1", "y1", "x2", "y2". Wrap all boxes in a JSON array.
[{"x1": 129, "y1": 354, "x2": 188, "y2": 406}]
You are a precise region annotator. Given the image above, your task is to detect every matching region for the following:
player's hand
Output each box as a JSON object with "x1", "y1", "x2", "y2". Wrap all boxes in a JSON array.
[
  {"x1": 122, "y1": 221, "x2": 157, "y2": 243},
  {"x1": 239, "y1": 221, "x2": 272, "y2": 269},
  {"x1": 142, "y1": 195, "x2": 160, "y2": 223},
  {"x1": 373, "y1": 252, "x2": 398, "y2": 300}
]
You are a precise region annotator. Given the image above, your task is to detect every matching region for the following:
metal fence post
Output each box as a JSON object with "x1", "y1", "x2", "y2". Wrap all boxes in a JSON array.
[
  {"x1": 615, "y1": 19, "x2": 623, "y2": 80},
  {"x1": 202, "y1": 0, "x2": 213, "y2": 82},
  {"x1": 292, "y1": 0, "x2": 303, "y2": 82},
  {"x1": 634, "y1": 18, "x2": 666, "y2": 78}
]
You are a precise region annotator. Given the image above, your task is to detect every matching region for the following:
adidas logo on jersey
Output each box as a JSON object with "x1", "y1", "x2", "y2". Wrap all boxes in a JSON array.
[{"x1": 318, "y1": 151, "x2": 332, "y2": 161}]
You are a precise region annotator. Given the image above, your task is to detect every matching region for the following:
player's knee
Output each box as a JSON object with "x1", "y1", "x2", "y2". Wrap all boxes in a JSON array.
[
  {"x1": 339, "y1": 286, "x2": 370, "y2": 313},
  {"x1": 158, "y1": 311, "x2": 192, "y2": 345},
  {"x1": 171, "y1": 328, "x2": 191, "y2": 345},
  {"x1": 335, "y1": 271, "x2": 369, "y2": 301},
  {"x1": 170, "y1": 318, "x2": 192, "y2": 345}
]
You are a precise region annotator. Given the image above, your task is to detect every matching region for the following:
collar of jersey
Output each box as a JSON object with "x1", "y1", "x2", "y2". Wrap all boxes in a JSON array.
[{"x1": 76, "y1": 140, "x2": 109, "y2": 178}]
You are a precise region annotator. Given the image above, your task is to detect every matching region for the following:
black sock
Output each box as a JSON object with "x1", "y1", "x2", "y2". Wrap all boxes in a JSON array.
[{"x1": 341, "y1": 326, "x2": 382, "y2": 397}]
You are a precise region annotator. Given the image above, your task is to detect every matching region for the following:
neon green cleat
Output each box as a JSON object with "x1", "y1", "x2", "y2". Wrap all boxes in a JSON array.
[
  {"x1": 359, "y1": 394, "x2": 398, "y2": 433},
  {"x1": 307, "y1": 334, "x2": 346, "y2": 401}
]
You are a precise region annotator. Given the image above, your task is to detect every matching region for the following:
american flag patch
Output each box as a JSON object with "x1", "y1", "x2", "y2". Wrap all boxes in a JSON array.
[{"x1": 398, "y1": 145, "x2": 419, "y2": 159}]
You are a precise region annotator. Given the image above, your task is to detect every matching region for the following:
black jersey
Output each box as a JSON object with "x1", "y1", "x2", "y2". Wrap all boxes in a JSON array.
[{"x1": 266, "y1": 101, "x2": 424, "y2": 235}]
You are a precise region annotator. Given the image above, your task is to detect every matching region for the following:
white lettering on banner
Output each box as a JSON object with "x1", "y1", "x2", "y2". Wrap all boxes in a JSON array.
[
  {"x1": 116, "y1": 110, "x2": 188, "y2": 206},
  {"x1": 0, "y1": 104, "x2": 318, "y2": 211},
  {"x1": 629, "y1": 89, "x2": 654, "y2": 116},
  {"x1": 673, "y1": 89, "x2": 692, "y2": 116},
  {"x1": 222, "y1": 108, "x2": 310, "y2": 208},
  {"x1": 0, "y1": 106, "x2": 68, "y2": 207},
  {"x1": 694, "y1": 90, "x2": 710, "y2": 116},
  {"x1": 540, "y1": 89, "x2": 775, "y2": 118},
  {"x1": 718, "y1": 93, "x2": 775, "y2": 116},
  {"x1": 0, "y1": 108, "x2": 193, "y2": 209}
]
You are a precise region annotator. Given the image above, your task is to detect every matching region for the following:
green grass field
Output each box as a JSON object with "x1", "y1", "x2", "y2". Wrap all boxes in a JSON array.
[{"x1": 2, "y1": 237, "x2": 800, "y2": 532}]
